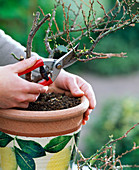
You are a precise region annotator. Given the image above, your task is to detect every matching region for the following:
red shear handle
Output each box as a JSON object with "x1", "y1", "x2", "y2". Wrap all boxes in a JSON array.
[
  {"x1": 18, "y1": 59, "x2": 44, "y2": 76},
  {"x1": 39, "y1": 79, "x2": 53, "y2": 86}
]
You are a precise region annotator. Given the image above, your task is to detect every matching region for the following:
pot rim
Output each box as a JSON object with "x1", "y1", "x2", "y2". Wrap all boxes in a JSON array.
[{"x1": 0, "y1": 96, "x2": 89, "y2": 122}]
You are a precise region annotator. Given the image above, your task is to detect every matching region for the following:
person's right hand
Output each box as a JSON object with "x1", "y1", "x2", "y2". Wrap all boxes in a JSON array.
[{"x1": 0, "y1": 56, "x2": 47, "y2": 109}]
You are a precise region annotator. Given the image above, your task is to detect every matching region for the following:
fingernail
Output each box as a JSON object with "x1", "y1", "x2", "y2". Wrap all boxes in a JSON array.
[
  {"x1": 43, "y1": 86, "x2": 48, "y2": 92},
  {"x1": 74, "y1": 90, "x2": 84, "y2": 95},
  {"x1": 36, "y1": 95, "x2": 39, "y2": 100},
  {"x1": 82, "y1": 120, "x2": 86, "y2": 125}
]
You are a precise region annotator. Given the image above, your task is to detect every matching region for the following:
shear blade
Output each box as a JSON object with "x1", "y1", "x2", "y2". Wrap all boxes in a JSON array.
[{"x1": 56, "y1": 43, "x2": 79, "y2": 69}]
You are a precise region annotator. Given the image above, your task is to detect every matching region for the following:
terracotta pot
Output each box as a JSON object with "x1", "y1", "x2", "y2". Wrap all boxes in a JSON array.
[{"x1": 0, "y1": 95, "x2": 89, "y2": 170}]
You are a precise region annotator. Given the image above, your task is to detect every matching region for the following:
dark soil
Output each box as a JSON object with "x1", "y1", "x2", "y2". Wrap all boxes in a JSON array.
[{"x1": 26, "y1": 92, "x2": 81, "y2": 111}]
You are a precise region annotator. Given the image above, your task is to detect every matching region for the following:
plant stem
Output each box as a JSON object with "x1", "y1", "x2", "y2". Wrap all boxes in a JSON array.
[{"x1": 26, "y1": 12, "x2": 51, "y2": 81}]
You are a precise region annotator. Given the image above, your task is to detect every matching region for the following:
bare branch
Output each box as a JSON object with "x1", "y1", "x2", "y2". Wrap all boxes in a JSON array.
[
  {"x1": 78, "y1": 123, "x2": 139, "y2": 169},
  {"x1": 25, "y1": 0, "x2": 138, "y2": 80},
  {"x1": 44, "y1": 2, "x2": 59, "y2": 58},
  {"x1": 42, "y1": 0, "x2": 138, "y2": 61},
  {"x1": 106, "y1": 123, "x2": 139, "y2": 146},
  {"x1": 26, "y1": 12, "x2": 51, "y2": 81},
  {"x1": 77, "y1": 52, "x2": 127, "y2": 62}
]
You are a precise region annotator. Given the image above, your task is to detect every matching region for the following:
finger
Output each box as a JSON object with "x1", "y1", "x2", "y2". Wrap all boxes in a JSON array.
[
  {"x1": 11, "y1": 56, "x2": 38, "y2": 73},
  {"x1": 84, "y1": 109, "x2": 92, "y2": 117},
  {"x1": 29, "y1": 83, "x2": 48, "y2": 94},
  {"x1": 24, "y1": 94, "x2": 40, "y2": 103},
  {"x1": 78, "y1": 79, "x2": 96, "y2": 109},
  {"x1": 23, "y1": 81, "x2": 48, "y2": 94},
  {"x1": 15, "y1": 102, "x2": 29, "y2": 109},
  {"x1": 82, "y1": 119, "x2": 86, "y2": 125},
  {"x1": 19, "y1": 102, "x2": 29, "y2": 108},
  {"x1": 83, "y1": 115, "x2": 89, "y2": 121},
  {"x1": 66, "y1": 77, "x2": 84, "y2": 97}
]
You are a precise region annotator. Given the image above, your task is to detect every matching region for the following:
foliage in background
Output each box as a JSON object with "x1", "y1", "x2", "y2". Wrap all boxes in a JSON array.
[
  {"x1": 68, "y1": 24, "x2": 139, "y2": 76},
  {"x1": 0, "y1": 0, "x2": 139, "y2": 75},
  {"x1": 77, "y1": 124, "x2": 139, "y2": 169},
  {"x1": 82, "y1": 97, "x2": 139, "y2": 166}
]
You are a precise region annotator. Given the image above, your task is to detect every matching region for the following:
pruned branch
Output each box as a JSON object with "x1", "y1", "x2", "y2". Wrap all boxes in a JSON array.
[
  {"x1": 26, "y1": 12, "x2": 51, "y2": 81},
  {"x1": 77, "y1": 52, "x2": 127, "y2": 62},
  {"x1": 26, "y1": 12, "x2": 51, "y2": 60},
  {"x1": 24, "y1": 0, "x2": 138, "y2": 80},
  {"x1": 42, "y1": 0, "x2": 138, "y2": 60}
]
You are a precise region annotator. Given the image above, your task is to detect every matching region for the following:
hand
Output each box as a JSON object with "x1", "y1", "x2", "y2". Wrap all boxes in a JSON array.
[
  {"x1": 49, "y1": 69, "x2": 96, "y2": 125},
  {"x1": 0, "y1": 57, "x2": 47, "y2": 109}
]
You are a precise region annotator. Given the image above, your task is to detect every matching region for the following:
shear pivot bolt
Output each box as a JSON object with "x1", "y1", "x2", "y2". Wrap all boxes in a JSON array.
[{"x1": 56, "y1": 63, "x2": 62, "y2": 69}]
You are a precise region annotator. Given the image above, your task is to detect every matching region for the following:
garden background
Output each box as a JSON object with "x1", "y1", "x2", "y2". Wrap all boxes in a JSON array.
[{"x1": 0, "y1": 0, "x2": 139, "y2": 167}]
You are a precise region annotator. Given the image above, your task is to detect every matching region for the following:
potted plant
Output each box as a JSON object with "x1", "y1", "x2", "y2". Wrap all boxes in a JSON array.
[{"x1": 0, "y1": 0, "x2": 138, "y2": 169}]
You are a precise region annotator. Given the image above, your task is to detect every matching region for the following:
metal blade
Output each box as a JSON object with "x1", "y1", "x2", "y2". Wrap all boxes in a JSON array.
[{"x1": 55, "y1": 43, "x2": 79, "y2": 69}]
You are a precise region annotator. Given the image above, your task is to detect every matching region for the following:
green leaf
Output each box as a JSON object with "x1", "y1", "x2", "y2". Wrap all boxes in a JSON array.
[
  {"x1": 47, "y1": 39, "x2": 52, "y2": 42},
  {"x1": 0, "y1": 131, "x2": 13, "y2": 147},
  {"x1": 90, "y1": 155, "x2": 99, "y2": 166},
  {"x1": 14, "y1": 147, "x2": 35, "y2": 170},
  {"x1": 44, "y1": 136, "x2": 72, "y2": 153},
  {"x1": 57, "y1": 45, "x2": 68, "y2": 53},
  {"x1": 16, "y1": 138, "x2": 46, "y2": 158}
]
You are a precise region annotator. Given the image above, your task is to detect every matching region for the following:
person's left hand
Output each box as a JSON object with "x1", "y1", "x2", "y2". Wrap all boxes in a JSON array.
[{"x1": 48, "y1": 69, "x2": 96, "y2": 125}]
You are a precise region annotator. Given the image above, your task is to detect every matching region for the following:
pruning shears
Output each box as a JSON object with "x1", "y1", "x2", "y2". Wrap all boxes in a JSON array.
[{"x1": 18, "y1": 44, "x2": 79, "y2": 86}]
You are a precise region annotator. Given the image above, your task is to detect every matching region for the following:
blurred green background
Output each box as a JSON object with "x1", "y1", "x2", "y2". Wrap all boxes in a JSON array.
[
  {"x1": 83, "y1": 97, "x2": 139, "y2": 167},
  {"x1": 0, "y1": 0, "x2": 138, "y2": 167}
]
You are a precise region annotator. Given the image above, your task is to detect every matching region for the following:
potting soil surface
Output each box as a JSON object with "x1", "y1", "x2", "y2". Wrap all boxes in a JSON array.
[{"x1": 27, "y1": 92, "x2": 81, "y2": 111}]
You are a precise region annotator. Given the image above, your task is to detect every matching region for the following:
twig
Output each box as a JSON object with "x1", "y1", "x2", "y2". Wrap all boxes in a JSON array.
[
  {"x1": 79, "y1": 123, "x2": 139, "y2": 168},
  {"x1": 26, "y1": 12, "x2": 51, "y2": 59},
  {"x1": 114, "y1": 165, "x2": 139, "y2": 169},
  {"x1": 77, "y1": 51, "x2": 127, "y2": 61},
  {"x1": 26, "y1": 12, "x2": 50, "y2": 81},
  {"x1": 106, "y1": 123, "x2": 139, "y2": 146},
  {"x1": 44, "y1": 2, "x2": 59, "y2": 58}
]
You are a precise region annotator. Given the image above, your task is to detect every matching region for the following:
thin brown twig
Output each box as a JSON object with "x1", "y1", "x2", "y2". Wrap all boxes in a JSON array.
[
  {"x1": 53, "y1": 18, "x2": 60, "y2": 33},
  {"x1": 26, "y1": 12, "x2": 51, "y2": 81},
  {"x1": 42, "y1": 0, "x2": 138, "y2": 61},
  {"x1": 79, "y1": 123, "x2": 139, "y2": 169},
  {"x1": 106, "y1": 123, "x2": 139, "y2": 146},
  {"x1": 38, "y1": 6, "x2": 45, "y2": 16},
  {"x1": 77, "y1": 52, "x2": 127, "y2": 62},
  {"x1": 71, "y1": 3, "x2": 82, "y2": 29}
]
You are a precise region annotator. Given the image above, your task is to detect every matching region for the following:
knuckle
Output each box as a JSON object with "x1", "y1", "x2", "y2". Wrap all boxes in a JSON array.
[
  {"x1": 38, "y1": 86, "x2": 42, "y2": 93},
  {"x1": 67, "y1": 76, "x2": 75, "y2": 84},
  {"x1": 23, "y1": 59, "x2": 29, "y2": 66},
  {"x1": 82, "y1": 83, "x2": 89, "y2": 90},
  {"x1": 23, "y1": 85, "x2": 30, "y2": 92},
  {"x1": 86, "y1": 83, "x2": 93, "y2": 91}
]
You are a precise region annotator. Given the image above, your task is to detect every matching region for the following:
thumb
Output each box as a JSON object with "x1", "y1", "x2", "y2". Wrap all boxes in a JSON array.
[{"x1": 12, "y1": 56, "x2": 38, "y2": 74}]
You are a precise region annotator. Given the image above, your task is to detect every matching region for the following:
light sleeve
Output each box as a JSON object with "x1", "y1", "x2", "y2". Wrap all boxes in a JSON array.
[{"x1": 0, "y1": 29, "x2": 41, "y2": 81}]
